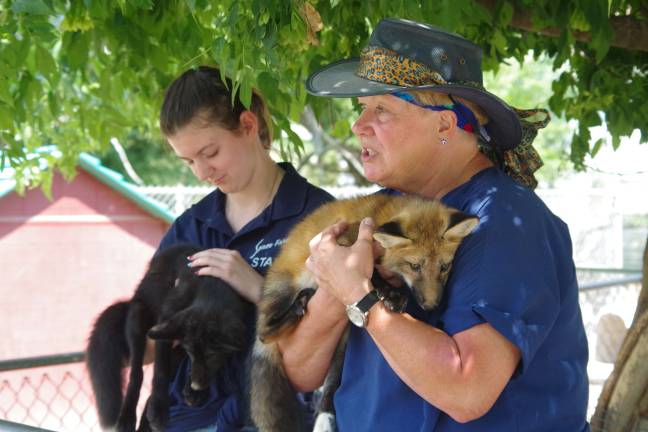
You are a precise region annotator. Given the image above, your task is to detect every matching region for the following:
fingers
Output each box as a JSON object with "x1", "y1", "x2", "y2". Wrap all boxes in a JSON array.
[
  {"x1": 193, "y1": 260, "x2": 228, "y2": 278},
  {"x1": 309, "y1": 222, "x2": 348, "y2": 248},
  {"x1": 189, "y1": 248, "x2": 240, "y2": 263},
  {"x1": 305, "y1": 255, "x2": 315, "y2": 273},
  {"x1": 355, "y1": 217, "x2": 375, "y2": 244},
  {"x1": 189, "y1": 248, "x2": 241, "y2": 269}
]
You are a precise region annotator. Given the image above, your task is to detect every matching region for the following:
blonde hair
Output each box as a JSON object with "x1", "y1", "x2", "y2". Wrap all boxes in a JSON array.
[{"x1": 409, "y1": 90, "x2": 489, "y2": 127}]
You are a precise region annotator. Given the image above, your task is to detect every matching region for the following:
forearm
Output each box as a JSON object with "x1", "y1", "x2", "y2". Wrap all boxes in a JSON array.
[
  {"x1": 276, "y1": 288, "x2": 347, "y2": 391},
  {"x1": 366, "y1": 303, "x2": 514, "y2": 423},
  {"x1": 239, "y1": 274, "x2": 263, "y2": 304}
]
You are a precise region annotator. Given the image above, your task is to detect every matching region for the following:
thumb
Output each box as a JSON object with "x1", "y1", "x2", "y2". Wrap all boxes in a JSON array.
[{"x1": 356, "y1": 217, "x2": 375, "y2": 243}]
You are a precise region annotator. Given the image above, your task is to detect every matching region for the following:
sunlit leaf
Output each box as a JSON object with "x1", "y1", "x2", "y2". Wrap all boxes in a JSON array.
[{"x1": 11, "y1": 0, "x2": 52, "y2": 15}]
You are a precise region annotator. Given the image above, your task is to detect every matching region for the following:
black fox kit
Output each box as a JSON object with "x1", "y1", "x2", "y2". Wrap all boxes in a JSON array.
[
  {"x1": 250, "y1": 194, "x2": 478, "y2": 432},
  {"x1": 86, "y1": 244, "x2": 252, "y2": 432}
]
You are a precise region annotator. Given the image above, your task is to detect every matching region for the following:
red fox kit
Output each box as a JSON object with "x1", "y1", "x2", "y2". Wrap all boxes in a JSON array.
[{"x1": 250, "y1": 194, "x2": 478, "y2": 432}]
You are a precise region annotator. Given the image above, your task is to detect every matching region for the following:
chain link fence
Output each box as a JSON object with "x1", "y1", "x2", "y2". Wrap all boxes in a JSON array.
[{"x1": 0, "y1": 356, "x2": 152, "y2": 431}]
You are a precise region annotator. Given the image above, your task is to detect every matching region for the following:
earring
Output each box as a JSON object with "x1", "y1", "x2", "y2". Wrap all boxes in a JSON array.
[{"x1": 440, "y1": 138, "x2": 448, "y2": 145}]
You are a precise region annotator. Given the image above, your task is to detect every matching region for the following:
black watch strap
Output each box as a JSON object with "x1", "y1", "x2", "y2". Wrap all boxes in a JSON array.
[{"x1": 356, "y1": 290, "x2": 380, "y2": 312}]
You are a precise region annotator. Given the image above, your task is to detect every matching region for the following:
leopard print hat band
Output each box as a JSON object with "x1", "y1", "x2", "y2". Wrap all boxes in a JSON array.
[{"x1": 356, "y1": 46, "x2": 448, "y2": 88}]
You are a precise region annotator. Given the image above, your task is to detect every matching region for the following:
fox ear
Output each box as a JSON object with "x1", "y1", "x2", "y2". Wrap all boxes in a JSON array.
[
  {"x1": 374, "y1": 221, "x2": 412, "y2": 249},
  {"x1": 148, "y1": 311, "x2": 186, "y2": 340},
  {"x1": 443, "y1": 212, "x2": 479, "y2": 241}
]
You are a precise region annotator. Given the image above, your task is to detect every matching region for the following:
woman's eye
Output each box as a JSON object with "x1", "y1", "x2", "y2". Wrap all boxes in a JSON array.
[{"x1": 375, "y1": 108, "x2": 392, "y2": 121}]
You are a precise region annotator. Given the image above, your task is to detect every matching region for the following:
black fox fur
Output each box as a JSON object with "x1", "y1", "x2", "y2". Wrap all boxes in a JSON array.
[{"x1": 86, "y1": 244, "x2": 252, "y2": 432}]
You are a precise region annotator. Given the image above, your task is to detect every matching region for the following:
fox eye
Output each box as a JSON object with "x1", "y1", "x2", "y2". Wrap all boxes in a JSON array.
[
  {"x1": 440, "y1": 262, "x2": 451, "y2": 273},
  {"x1": 408, "y1": 262, "x2": 421, "y2": 272}
]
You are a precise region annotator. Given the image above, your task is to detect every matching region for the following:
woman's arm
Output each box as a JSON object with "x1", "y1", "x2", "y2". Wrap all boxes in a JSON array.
[
  {"x1": 366, "y1": 304, "x2": 520, "y2": 423},
  {"x1": 273, "y1": 222, "x2": 351, "y2": 391},
  {"x1": 276, "y1": 287, "x2": 348, "y2": 391},
  {"x1": 307, "y1": 217, "x2": 521, "y2": 423}
]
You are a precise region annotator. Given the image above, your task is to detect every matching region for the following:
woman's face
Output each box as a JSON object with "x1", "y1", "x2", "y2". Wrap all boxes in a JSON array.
[
  {"x1": 166, "y1": 116, "x2": 258, "y2": 194},
  {"x1": 352, "y1": 95, "x2": 443, "y2": 190}
]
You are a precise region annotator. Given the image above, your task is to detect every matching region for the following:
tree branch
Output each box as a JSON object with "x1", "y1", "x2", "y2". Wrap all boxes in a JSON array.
[
  {"x1": 110, "y1": 137, "x2": 144, "y2": 186},
  {"x1": 477, "y1": 0, "x2": 648, "y2": 52}
]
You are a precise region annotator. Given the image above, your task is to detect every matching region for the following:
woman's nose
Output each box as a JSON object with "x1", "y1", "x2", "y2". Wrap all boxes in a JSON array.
[
  {"x1": 351, "y1": 110, "x2": 373, "y2": 137},
  {"x1": 193, "y1": 159, "x2": 214, "y2": 182}
]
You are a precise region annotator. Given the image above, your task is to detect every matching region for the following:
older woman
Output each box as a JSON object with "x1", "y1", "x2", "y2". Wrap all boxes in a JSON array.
[{"x1": 277, "y1": 18, "x2": 590, "y2": 431}]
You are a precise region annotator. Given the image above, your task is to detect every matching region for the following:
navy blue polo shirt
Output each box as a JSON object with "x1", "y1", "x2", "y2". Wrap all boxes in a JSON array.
[
  {"x1": 157, "y1": 162, "x2": 333, "y2": 432},
  {"x1": 335, "y1": 167, "x2": 590, "y2": 431}
]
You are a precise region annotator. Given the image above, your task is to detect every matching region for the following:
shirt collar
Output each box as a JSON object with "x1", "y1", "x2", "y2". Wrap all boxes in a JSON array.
[{"x1": 190, "y1": 162, "x2": 309, "y2": 232}]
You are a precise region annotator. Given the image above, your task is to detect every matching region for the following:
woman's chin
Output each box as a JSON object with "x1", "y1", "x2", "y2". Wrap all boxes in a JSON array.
[
  {"x1": 363, "y1": 170, "x2": 389, "y2": 187},
  {"x1": 362, "y1": 166, "x2": 381, "y2": 183}
]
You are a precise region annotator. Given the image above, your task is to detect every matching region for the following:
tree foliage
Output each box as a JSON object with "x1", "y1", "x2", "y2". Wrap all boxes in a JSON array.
[{"x1": 1, "y1": 0, "x2": 647, "y2": 189}]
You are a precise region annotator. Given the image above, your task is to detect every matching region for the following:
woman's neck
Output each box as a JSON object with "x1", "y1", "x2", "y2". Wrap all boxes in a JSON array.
[
  {"x1": 418, "y1": 147, "x2": 493, "y2": 200},
  {"x1": 225, "y1": 160, "x2": 284, "y2": 233}
]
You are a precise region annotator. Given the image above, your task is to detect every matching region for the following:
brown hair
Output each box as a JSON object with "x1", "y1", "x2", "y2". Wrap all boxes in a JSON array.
[{"x1": 160, "y1": 66, "x2": 272, "y2": 149}]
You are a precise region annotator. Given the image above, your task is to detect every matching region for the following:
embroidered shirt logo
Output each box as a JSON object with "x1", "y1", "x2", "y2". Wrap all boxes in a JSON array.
[{"x1": 249, "y1": 238, "x2": 286, "y2": 268}]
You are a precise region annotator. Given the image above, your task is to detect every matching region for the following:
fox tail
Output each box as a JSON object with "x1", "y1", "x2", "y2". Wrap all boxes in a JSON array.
[{"x1": 86, "y1": 301, "x2": 130, "y2": 429}]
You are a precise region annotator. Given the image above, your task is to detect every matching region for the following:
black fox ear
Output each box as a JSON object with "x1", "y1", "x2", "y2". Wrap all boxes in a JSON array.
[
  {"x1": 148, "y1": 312, "x2": 186, "y2": 340},
  {"x1": 374, "y1": 221, "x2": 411, "y2": 249},
  {"x1": 443, "y1": 211, "x2": 479, "y2": 240},
  {"x1": 376, "y1": 221, "x2": 404, "y2": 237}
]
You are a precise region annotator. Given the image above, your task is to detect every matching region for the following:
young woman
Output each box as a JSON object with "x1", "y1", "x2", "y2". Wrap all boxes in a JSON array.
[{"x1": 156, "y1": 66, "x2": 333, "y2": 431}]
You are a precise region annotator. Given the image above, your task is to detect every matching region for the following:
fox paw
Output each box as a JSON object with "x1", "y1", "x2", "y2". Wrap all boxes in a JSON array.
[
  {"x1": 381, "y1": 289, "x2": 408, "y2": 313},
  {"x1": 260, "y1": 288, "x2": 316, "y2": 341},
  {"x1": 313, "y1": 412, "x2": 337, "y2": 432}
]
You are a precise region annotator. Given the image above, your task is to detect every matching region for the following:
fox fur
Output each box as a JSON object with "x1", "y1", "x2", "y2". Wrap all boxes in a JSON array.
[
  {"x1": 86, "y1": 244, "x2": 252, "y2": 432},
  {"x1": 250, "y1": 194, "x2": 479, "y2": 432}
]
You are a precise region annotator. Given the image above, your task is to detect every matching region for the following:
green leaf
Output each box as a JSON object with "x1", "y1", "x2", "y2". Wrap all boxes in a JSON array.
[
  {"x1": 611, "y1": 134, "x2": 620, "y2": 150},
  {"x1": 498, "y1": 2, "x2": 513, "y2": 26},
  {"x1": 239, "y1": 82, "x2": 252, "y2": 108},
  {"x1": 590, "y1": 138, "x2": 604, "y2": 157},
  {"x1": 47, "y1": 91, "x2": 58, "y2": 117},
  {"x1": 0, "y1": 75, "x2": 13, "y2": 107},
  {"x1": 0, "y1": 103, "x2": 12, "y2": 130},
  {"x1": 62, "y1": 32, "x2": 89, "y2": 70},
  {"x1": 256, "y1": 71, "x2": 278, "y2": 99},
  {"x1": 35, "y1": 45, "x2": 58, "y2": 86},
  {"x1": 11, "y1": 0, "x2": 53, "y2": 15}
]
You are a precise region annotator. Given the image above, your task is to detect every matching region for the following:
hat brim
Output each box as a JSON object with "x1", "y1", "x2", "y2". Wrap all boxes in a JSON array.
[{"x1": 306, "y1": 58, "x2": 522, "y2": 150}]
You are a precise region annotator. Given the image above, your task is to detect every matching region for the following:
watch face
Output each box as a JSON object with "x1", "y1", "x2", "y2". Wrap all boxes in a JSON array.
[{"x1": 346, "y1": 306, "x2": 366, "y2": 327}]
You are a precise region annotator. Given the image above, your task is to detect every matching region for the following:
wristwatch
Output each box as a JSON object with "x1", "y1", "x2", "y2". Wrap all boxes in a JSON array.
[{"x1": 346, "y1": 290, "x2": 380, "y2": 328}]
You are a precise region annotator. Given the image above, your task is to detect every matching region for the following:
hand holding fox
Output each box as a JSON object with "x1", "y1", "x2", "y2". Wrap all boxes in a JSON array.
[
  {"x1": 305, "y1": 218, "x2": 376, "y2": 306},
  {"x1": 189, "y1": 248, "x2": 264, "y2": 303}
]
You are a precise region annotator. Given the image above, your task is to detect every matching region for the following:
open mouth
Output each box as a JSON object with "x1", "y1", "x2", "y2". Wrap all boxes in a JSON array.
[{"x1": 361, "y1": 147, "x2": 377, "y2": 160}]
